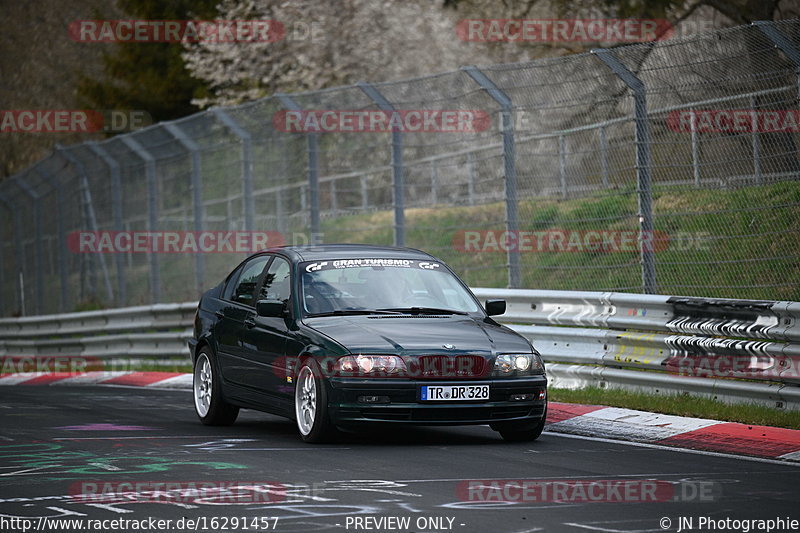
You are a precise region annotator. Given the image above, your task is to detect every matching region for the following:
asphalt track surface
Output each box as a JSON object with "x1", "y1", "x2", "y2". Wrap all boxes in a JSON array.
[{"x1": 1, "y1": 386, "x2": 798, "y2": 533}]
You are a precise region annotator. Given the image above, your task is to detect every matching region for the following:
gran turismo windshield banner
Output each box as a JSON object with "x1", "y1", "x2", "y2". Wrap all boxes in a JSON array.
[{"x1": 302, "y1": 259, "x2": 442, "y2": 272}]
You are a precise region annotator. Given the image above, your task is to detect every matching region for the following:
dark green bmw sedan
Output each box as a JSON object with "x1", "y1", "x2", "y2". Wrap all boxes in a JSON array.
[{"x1": 189, "y1": 244, "x2": 547, "y2": 443}]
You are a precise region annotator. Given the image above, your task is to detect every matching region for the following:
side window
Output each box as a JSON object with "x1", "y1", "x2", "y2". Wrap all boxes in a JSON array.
[
  {"x1": 228, "y1": 256, "x2": 270, "y2": 306},
  {"x1": 258, "y1": 257, "x2": 291, "y2": 303},
  {"x1": 222, "y1": 265, "x2": 244, "y2": 301}
]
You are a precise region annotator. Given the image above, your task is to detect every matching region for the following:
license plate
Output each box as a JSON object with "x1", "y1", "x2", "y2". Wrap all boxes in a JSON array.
[{"x1": 420, "y1": 385, "x2": 489, "y2": 401}]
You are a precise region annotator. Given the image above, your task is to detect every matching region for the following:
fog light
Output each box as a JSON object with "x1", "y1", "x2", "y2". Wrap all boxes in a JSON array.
[
  {"x1": 510, "y1": 393, "x2": 534, "y2": 401},
  {"x1": 358, "y1": 395, "x2": 390, "y2": 403}
]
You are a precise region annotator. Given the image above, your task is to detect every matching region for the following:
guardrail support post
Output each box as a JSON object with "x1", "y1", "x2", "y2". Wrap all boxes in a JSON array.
[
  {"x1": 592, "y1": 49, "x2": 657, "y2": 294},
  {"x1": 356, "y1": 82, "x2": 406, "y2": 247},
  {"x1": 56, "y1": 145, "x2": 115, "y2": 304},
  {"x1": 11, "y1": 177, "x2": 44, "y2": 315},
  {"x1": 0, "y1": 192, "x2": 24, "y2": 315},
  {"x1": 164, "y1": 123, "x2": 206, "y2": 297},
  {"x1": 274, "y1": 95, "x2": 321, "y2": 240},
  {"x1": 119, "y1": 137, "x2": 161, "y2": 303},
  {"x1": 462, "y1": 66, "x2": 520, "y2": 288},
  {"x1": 211, "y1": 109, "x2": 255, "y2": 232},
  {"x1": 87, "y1": 143, "x2": 127, "y2": 306}
]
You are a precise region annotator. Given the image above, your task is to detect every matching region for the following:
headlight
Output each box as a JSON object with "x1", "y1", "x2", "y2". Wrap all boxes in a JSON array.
[
  {"x1": 336, "y1": 355, "x2": 407, "y2": 376},
  {"x1": 493, "y1": 353, "x2": 544, "y2": 376}
]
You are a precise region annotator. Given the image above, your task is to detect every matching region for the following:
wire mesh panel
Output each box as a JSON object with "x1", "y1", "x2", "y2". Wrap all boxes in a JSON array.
[{"x1": 1, "y1": 20, "x2": 799, "y2": 316}]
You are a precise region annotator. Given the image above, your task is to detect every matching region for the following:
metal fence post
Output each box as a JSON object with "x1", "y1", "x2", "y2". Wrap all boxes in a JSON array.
[
  {"x1": 119, "y1": 136, "x2": 161, "y2": 303},
  {"x1": 754, "y1": 22, "x2": 800, "y2": 180},
  {"x1": 11, "y1": 177, "x2": 43, "y2": 315},
  {"x1": 467, "y1": 152, "x2": 476, "y2": 205},
  {"x1": 558, "y1": 135, "x2": 568, "y2": 199},
  {"x1": 56, "y1": 145, "x2": 115, "y2": 304},
  {"x1": 275, "y1": 188, "x2": 285, "y2": 236},
  {"x1": 462, "y1": 66, "x2": 520, "y2": 288},
  {"x1": 356, "y1": 82, "x2": 406, "y2": 247},
  {"x1": 690, "y1": 109, "x2": 701, "y2": 187},
  {"x1": 211, "y1": 109, "x2": 255, "y2": 232},
  {"x1": 87, "y1": 142, "x2": 127, "y2": 306},
  {"x1": 35, "y1": 167, "x2": 69, "y2": 312},
  {"x1": 430, "y1": 161, "x2": 438, "y2": 205},
  {"x1": 164, "y1": 122, "x2": 206, "y2": 296},
  {"x1": 749, "y1": 95, "x2": 762, "y2": 184},
  {"x1": 599, "y1": 126, "x2": 610, "y2": 189},
  {"x1": 330, "y1": 180, "x2": 338, "y2": 215},
  {"x1": 360, "y1": 175, "x2": 369, "y2": 210},
  {"x1": 0, "y1": 192, "x2": 24, "y2": 315},
  {"x1": 274, "y1": 95, "x2": 321, "y2": 238},
  {"x1": 755, "y1": 21, "x2": 800, "y2": 76},
  {"x1": 592, "y1": 49, "x2": 657, "y2": 294}
]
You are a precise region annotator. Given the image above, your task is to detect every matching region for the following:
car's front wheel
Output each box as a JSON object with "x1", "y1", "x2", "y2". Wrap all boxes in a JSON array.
[
  {"x1": 193, "y1": 348, "x2": 239, "y2": 426},
  {"x1": 294, "y1": 359, "x2": 338, "y2": 443},
  {"x1": 493, "y1": 405, "x2": 547, "y2": 442}
]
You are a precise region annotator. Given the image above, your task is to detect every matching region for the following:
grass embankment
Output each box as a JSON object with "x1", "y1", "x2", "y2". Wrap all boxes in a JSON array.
[{"x1": 321, "y1": 180, "x2": 800, "y2": 300}]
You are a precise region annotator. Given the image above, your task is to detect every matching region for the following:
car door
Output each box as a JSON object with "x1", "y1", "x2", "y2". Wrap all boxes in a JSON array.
[
  {"x1": 215, "y1": 254, "x2": 271, "y2": 388},
  {"x1": 238, "y1": 256, "x2": 294, "y2": 407}
]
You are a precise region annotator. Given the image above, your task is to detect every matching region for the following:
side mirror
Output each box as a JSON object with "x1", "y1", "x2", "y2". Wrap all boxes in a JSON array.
[
  {"x1": 485, "y1": 299, "x2": 506, "y2": 316},
  {"x1": 256, "y1": 299, "x2": 287, "y2": 318}
]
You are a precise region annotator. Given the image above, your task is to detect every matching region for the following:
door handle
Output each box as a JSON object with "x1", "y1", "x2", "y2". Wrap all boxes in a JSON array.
[
  {"x1": 215, "y1": 310, "x2": 225, "y2": 319},
  {"x1": 244, "y1": 317, "x2": 256, "y2": 328}
]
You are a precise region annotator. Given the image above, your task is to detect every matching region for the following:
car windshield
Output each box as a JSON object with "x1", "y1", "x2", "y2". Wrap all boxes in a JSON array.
[{"x1": 300, "y1": 259, "x2": 480, "y2": 316}]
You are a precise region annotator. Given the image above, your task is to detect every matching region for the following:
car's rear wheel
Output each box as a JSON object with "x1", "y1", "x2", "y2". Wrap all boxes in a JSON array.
[
  {"x1": 494, "y1": 405, "x2": 547, "y2": 442},
  {"x1": 193, "y1": 348, "x2": 239, "y2": 426},
  {"x1": 294, "y1": 359, "x2": 338, "y2": 443}
]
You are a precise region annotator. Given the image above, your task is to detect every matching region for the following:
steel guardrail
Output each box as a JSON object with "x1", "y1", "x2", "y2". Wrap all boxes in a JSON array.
[{"x1": 1, "y1": 290, "x2": 798, "y2": 408}]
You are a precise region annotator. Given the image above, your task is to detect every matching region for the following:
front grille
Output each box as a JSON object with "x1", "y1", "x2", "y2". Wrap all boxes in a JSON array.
[{"x1": 407, "y1": 355, "x2": 488, "y2": 379}]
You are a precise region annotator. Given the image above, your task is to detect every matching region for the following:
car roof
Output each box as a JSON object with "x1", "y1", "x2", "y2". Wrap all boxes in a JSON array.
[{"x1": 266, "y1": 243, "x2": 436, "y2": 263}]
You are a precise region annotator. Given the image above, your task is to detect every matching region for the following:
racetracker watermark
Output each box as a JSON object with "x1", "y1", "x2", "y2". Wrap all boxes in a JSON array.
[
  {"x1": 69, "y1": 481, "x2": 287, "y2": 504},
  {"x1": 667, "y1": 109, "x2": 800, "y2": 133},
  {"x1": 457, "y1": 479, "x2": 719, "y2": 503},
  {"x1": 68, "y1": 231, "x2": 289, "y2": 254},
  {"x1": 452, "y1": 229, "x2": 710, "y2": 253},
  {"x1": 273, "y1": 110, "x2": 491, "y2": 133},
  {"x1": 456, "y1": 19, "x2": 673, "y2": 42},
  {"x1": 0, "y1": 356, "x2": 102, "y2": 375},
  {"x1": 665, "y1": 355, "x2": 800, "y2": 380},
  {"x1": 272, "y1": 354, "x2": 499, "y2": 380},
  {"x1": 69, "y1": 20, "x2": 285, "y2": 43},
  {"x1": 0, "y1": 110, "x2": 151, "y2": 133}
]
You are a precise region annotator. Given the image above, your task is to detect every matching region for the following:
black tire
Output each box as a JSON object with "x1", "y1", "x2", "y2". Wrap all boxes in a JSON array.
[
  {"x1": 294, "y1": 359, "x2": 338, "y2": 443},
  {"x1": 193, "y1": 347, "x2": 239, "y2": 426},
  {"x1": 494, "y1": 405, "x2": 547, "y2": 442}
]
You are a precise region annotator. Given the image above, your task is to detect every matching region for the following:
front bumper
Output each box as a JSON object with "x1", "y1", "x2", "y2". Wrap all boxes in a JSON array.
[{"x1": 327, "y1": 376, "x2": 547, "y2": 426}]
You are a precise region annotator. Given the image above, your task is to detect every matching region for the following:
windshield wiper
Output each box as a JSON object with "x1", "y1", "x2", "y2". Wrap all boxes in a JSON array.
[
  {"x1": 306, "y1": 309, "x2": 403, "y2": 317},
  {"x1": 376, "y1": 307, "x2": 469, "y2": 316}
]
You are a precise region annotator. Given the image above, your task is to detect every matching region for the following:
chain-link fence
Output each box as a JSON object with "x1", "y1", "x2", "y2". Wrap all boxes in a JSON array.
[{"x1": 2, "y1": 20, "x2": 800, "y2": 317}]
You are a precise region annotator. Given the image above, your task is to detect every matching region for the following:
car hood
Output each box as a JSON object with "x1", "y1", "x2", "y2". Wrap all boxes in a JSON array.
[{"x1": 303, "y1": 315, "x2": 532, "y2": 355}]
